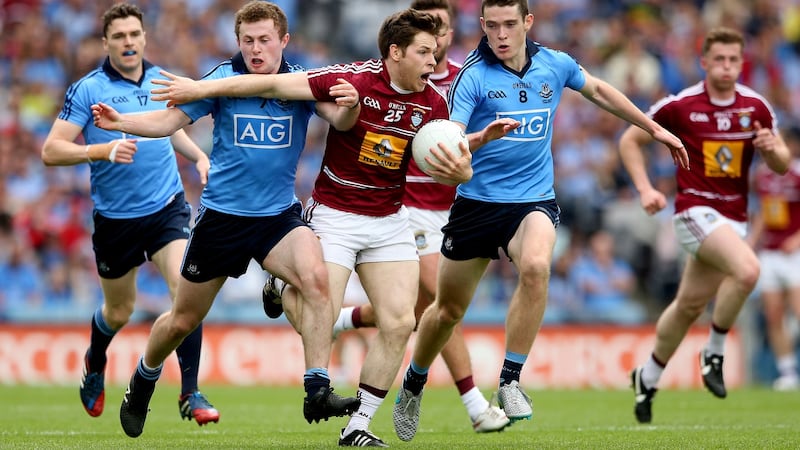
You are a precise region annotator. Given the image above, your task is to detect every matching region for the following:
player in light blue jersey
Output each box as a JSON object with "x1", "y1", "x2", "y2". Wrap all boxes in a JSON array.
[
  {"x1": 91, "y1": 1, "x2": 361, "y2": 438},
  {"x1": 40, "y1": 3, "x2": 217, "y2": 426},
  {"x1": 394, "y1": 0, "x2": 688, "y2": 440}
]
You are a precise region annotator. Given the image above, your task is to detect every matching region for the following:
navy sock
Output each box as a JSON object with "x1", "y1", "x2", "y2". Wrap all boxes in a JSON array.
[
  {"x1": 135, "y1": 356, "x2": 162, "y2": 384},
  {"x1": 402, "y1": 363, "x2": 428, "y2": 396},
  {"x1": 303, "y1": 368, "x2": 331, "y2": 397},
  {"x1": 87, "y1": 308, "x2": 115, "y2": 373},
  {"x1": 499, "y1": 359, "x2": 524, "y2": 386},
  {"x1": 176, "y1": 322, "x2": 203, "y2": 396}
]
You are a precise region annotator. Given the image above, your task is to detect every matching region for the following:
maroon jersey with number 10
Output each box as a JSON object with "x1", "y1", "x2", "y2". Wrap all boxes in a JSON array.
[
  {"x1": 649, "y1": 80, "x2": 779, "y2": 222},
  {"x1": 307, "y1": 59, "x2": 449, "y2": 216}
]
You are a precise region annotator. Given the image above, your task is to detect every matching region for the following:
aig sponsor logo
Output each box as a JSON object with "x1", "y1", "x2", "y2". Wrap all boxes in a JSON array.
[
  {"x1": 497, "y1": 108, "x2": 550, "y2": 141},
  {"x1": 234, "y1": 114, "x2": 293, "y2": 149}
]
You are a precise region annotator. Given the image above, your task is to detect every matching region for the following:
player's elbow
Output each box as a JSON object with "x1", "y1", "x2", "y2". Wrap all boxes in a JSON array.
[
  {"x1": 40, "y1": 143, "x2": 59, "y2": 166},
  {"x1": 777, "y1": 159, "x2": 791, "y2": 175}
]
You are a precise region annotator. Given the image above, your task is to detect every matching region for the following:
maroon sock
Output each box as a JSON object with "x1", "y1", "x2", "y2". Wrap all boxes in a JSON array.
[
  {"x1": 359, "y1": 382, "x2": 387, "y2": 399},
  {"x1": 651, "y1": 353, "x2": 667, "y2": 368},
  {"x1": 455, "y1": 376, "x2": 475, "y2": 396},
  {"x1": 711, "y1": 322, "x2": 729, "y2": 334},
  {"x1": 352, "y1": 306, "x2": 364, "y2": 328}
]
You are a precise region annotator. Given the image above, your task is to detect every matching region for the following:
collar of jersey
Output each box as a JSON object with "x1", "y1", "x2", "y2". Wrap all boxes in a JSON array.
[
  {"x1": 477, "y1": 36, "x2": 539, "y2": 76},
  {"x1": 102, "y1": 57, "x2": 155, "y2": 86}
]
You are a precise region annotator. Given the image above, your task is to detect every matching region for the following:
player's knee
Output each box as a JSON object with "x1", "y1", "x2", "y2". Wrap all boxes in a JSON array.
[
  {"x1": 517, "y1": 257, "x2": 551, "y2": 289},
  {"x1": 675, "y1": 300, "x2": 705, "y2": 321},
  {"x1": 295, "y1": 264, "x2": 330, "y2": 305},
  {"x1": 435, "y1": 301, "x2": 466, "y2": 326},
  {"x1": 104, "y1": 303, "x2": 134, "y2": 329},
  {"x1": 169, "y1": 314, "x2": 201, "y2": 340},
  {"x1": 736, "y1": 260, "x2": 760, "y2": 292},
  {"x1": 379, "y1": 313, "x2": 416, "y2": 339}
]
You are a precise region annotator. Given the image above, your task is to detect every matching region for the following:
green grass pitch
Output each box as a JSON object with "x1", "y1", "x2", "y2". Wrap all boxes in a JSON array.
[{"x1": 2, "y1": 384, "x2": 799, "y2": 448}]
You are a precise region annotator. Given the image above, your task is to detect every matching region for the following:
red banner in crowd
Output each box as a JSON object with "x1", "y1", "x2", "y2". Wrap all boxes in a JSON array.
[{"x1": 0, "y1": 324, "x2": 742, "y2": 389}]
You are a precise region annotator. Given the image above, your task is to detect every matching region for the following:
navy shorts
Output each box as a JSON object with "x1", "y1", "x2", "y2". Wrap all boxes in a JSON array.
[
  {"x1": 92, "y1": 192, "x2": 191, "y2": 279},
  {"x1": 181, "y1": 203, "x2": 307, "y2": 283},
  {"x1": 441, "y1": 197, "x2": 560, "y2": 261}
]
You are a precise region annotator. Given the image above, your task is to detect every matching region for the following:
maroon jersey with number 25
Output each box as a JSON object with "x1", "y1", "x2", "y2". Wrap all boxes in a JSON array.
[{"x1": 307, "y1": 59, "x2": 449, "y2": 216}]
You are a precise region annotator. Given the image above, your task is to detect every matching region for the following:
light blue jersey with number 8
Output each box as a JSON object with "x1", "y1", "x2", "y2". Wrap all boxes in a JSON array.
[{"x1": 449, "y1": 38, "x2": 585, "y2": 203}]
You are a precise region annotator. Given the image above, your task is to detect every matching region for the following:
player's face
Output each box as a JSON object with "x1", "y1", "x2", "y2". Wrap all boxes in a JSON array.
[
  {"x1": 103, "y1": 17, "x2": 146, "y2": 76},
  {"x1": 237, "y1": 19, "x2": 289, "y2": 75},
  {"x1": 393, "y1": 32, "x2": 437, "y2": 92},
  {"x1": 427, "y1": 9, "x2": 453, "y2": 65},
  {"x1": 480, "y1": 5, "x2": 533, "y2": 70},
  {"x1": 701, "y1": 42, "x2": 743, "y2": 93}
]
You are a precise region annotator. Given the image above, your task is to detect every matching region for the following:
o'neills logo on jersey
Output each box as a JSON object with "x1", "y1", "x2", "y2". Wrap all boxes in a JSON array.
[
  {"x1": 411, "y1": 109, "x2": 424, "y2": 128},
  {"x1": 233, "y1": 114, "x2": 293, "y2": 149},
  {"x1": 359, "y1": 131, "x2": 407, "y2": 170}
]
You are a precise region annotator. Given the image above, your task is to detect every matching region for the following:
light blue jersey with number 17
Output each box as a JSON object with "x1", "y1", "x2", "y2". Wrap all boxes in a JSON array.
[
  {"x1": 58, "y1": 58, "x2": 183, "y2": 218},
  {"x1": 449, "y1": 38, "x2": 585, "y2": 203}
]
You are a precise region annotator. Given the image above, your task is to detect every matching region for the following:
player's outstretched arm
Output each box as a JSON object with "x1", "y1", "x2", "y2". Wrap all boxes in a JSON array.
[
  {"x1": 315, "y1": 78, "x2": 361, "y2": 131},
  {"x1": 92, "y1": 101, "x2": 190, "y2": 138},
  {"x1": 579, "y1": 69, "x2": 689, "y2": 170},
  {"x1": 150, "y1": 70, "x2": 315, "y2": 106}
]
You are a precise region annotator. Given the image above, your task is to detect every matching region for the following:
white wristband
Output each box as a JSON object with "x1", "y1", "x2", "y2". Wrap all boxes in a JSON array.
[{"x1": 108, "y1": 140, "x2": 120, "y2": 163}]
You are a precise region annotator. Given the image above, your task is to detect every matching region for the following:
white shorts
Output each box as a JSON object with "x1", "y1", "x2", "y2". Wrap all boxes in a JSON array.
[
  {"x1": 305, "y1": 200, "x2": 418, "y2": 269},
  {"x1": 407, "y1": 207, "x2": 448, "y2": 257},
  {"x1": 758, "y1": 248, "x2": 800, "y2": 291},
  {"x1": 673, "y1": 206, "x2": 747, "y2": 256}
]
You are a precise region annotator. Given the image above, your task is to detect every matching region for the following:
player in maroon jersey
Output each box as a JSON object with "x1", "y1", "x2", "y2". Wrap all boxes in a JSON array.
[
  {"x1": 330, "y1": 0, "x2": 510, "y2": 433},
  {"x1": 146, "y1": 8, "x2": 517, "y2": 446},
  {"x1": 750, "y1": 126, "x2": 800, "y2": 391},
  {"x1": 619, "y1": 27, "x2": 791, "y2": 423}
]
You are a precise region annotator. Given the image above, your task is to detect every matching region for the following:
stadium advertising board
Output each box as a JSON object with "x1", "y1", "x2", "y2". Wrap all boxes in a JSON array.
[{"x1": 0, "y1": 324, "x2": 742, "y2": 389}]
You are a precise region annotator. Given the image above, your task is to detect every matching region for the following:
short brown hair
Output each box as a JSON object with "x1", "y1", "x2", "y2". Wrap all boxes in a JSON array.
[
  {"x1": 481, "y1": 0, "x2": 529, "y2": 17},
  {"x1": 235, "y1": 1, "x2": 288, "y2": 38},
  {"x1": 102, "y1": 3, "x2": 143, "y2": 38},
  {"x1": 702, "y1": 27, "x2": 745, "y2": 55},
  {"x1": 378, "y1": 8, "x2": 442, "y2": 59}
]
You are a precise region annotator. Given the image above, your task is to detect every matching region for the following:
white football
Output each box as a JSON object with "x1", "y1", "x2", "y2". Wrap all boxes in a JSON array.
[{"x1": 411, "y1": 119, "x2": 467, "y2": 175}]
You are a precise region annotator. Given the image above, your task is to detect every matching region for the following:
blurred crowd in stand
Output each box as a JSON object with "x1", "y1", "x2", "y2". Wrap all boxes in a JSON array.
[{"x1": 2, "y1": 0, "x2": 800, "y2": 335}]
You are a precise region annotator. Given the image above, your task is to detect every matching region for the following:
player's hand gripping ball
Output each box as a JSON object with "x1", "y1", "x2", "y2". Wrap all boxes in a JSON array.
[{"x1": 412, "y1": 119, "x2": 468, "y2": 175}]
